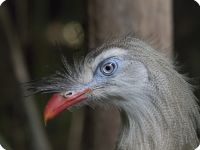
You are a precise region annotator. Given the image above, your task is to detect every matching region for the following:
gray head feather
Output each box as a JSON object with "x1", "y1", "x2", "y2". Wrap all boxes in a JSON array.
[{"x1": 28, "y1": 36, "x2": 200, "y2": 150}]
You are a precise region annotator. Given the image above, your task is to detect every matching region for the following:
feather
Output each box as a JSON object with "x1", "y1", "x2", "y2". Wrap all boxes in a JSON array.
[{"x1": 27, "y1": 36, "x2": 200, "y2": 150}]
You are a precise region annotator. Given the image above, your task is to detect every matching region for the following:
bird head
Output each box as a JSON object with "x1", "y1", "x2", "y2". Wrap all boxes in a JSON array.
[
  {"x1": 30, "y1": 37, "x2": 153, "y2": 123},
  {"x1": 29, "y1": 36, "x2": 199, "y2": 128}
]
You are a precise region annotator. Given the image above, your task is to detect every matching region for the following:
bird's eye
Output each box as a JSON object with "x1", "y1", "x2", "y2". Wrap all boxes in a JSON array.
[{"x1": 101, "y1": 61, "x2": 117, "y2": 76}]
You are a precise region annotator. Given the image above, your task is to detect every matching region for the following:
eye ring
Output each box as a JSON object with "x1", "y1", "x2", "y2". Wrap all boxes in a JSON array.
[{"x1": 100, "y1": 61, "x2": 117, "y2": 76}]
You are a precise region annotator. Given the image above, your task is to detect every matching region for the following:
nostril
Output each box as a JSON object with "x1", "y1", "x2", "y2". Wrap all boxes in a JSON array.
[{"x1": 63, "y1": 91, "x2": 73, "y2": 98}]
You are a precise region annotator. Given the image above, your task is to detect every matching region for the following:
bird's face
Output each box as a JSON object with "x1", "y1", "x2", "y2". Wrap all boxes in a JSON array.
[{"x1": 43, "y1": 47, "x2": 149, "y2": 123}]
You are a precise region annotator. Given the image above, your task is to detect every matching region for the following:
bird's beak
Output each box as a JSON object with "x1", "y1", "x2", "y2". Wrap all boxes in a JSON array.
[{"x1": 44, "y1": 88, "x2": 91, "y2": 124}]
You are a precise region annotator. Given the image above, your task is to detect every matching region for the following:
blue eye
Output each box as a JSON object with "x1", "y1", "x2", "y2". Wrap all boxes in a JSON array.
[{"x1": 100, "y1": 61, "x2": 118, "y2": 76}]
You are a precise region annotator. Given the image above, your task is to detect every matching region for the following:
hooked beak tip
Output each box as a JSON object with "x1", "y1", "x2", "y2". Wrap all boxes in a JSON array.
[{"x1": 44, "y1": 111, "x2": 53, "y2": 126}]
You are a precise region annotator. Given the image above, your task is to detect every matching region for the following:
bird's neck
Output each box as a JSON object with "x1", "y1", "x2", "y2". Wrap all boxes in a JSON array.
[{"x1": 117, "y1": 94, "x2": 200, "y2": 150}]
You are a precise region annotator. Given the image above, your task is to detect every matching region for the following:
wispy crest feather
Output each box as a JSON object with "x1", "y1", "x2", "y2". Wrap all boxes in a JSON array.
[{"x1": 26, "y1": 55, "x2": 84, "y2": 94}]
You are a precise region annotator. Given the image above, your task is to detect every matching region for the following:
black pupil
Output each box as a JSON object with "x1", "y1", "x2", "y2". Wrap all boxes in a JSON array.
[{"x1": 105, "y1": 65, "x2": 111, "y2": 71}]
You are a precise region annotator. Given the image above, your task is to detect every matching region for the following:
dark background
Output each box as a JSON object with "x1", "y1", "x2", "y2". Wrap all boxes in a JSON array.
[{"x1": 0, "y1": 0, "x2": 200, "y2": 149}]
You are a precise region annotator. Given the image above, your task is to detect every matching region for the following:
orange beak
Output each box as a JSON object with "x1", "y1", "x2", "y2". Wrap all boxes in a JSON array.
[{"x1": 44, "y1": 88, "x2": 91, "y2": 124}]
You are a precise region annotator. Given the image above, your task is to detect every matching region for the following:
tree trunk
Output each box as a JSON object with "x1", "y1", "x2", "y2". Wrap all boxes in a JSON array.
[{"x1": 84, "y1": 0, "x2": 173, "y2": 150}]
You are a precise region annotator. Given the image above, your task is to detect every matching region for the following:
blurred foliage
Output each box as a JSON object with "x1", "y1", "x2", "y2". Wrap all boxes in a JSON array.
[{"x1": 0, "y1": 0, "x2": 200, "y2": 149}]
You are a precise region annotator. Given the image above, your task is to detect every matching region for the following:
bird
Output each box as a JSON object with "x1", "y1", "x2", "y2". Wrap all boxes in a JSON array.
[{"x1": 29, "y1": 36, "x2": 200, "y2": 150}]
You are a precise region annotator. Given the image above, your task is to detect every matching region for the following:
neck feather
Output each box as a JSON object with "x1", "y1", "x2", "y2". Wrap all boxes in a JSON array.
[{"x1": 117, "y1": 80, "x2": 200, "y2": 150}]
